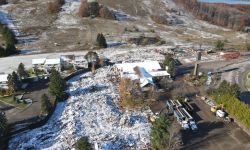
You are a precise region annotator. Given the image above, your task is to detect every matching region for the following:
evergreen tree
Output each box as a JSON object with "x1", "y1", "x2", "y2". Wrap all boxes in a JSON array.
[
  {"x1": 0, "y1": 111, "x2": 7, "y2": 136},
  {"x1": 0, "y1": 46, "x2": 5, "y2": 57},
  {"x1": 5, "y1": 43, "x2": 17, "y2": 55},
  {"x1": 17, "y1": 63, "x2": 28, "y2": 79},
  {"x1": 164, "y1": 54, "x2": 176, "y2": 77},
  {"x1": 41, "y1": 94, "x2": 52, "y2": 115},
  {"x1": 7, "y1": 71, "x2": 21, "y2": 93},
  {"x1": 49, "y1": 69, "x2": 66, "y2": 99},
  {"x1": 96, "y1": 33, "x2": 107, "y2": 48},
  {"x1": 215, "y1": 40, "x2": 225, "y2": 51},
  {"x1": 75, "y1": 137, "x2": 93, "y2": 150},
  {"x1": 151, "y1": 114, "x2": 171, "y2": 150},
  {"x1": 0, "y1": 24, "x2": 17, "y2": 57}
]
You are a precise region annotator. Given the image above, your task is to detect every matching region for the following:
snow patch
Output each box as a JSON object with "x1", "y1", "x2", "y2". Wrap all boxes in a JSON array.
[{"x1": 9, "y1": 67, "x2": 153, "y2": 149}]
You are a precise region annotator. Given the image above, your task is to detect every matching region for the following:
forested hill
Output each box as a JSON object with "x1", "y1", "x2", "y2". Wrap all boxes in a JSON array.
[{"x1": 174, "y1": 0, "x2": 250, "y2": 31}]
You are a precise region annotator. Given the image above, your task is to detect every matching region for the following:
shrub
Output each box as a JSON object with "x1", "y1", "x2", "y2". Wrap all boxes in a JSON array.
[
  {"x1": 78, "y1": 0, "x2": 100, "y2": 17},
  {"x1": 47, "y1": 0, "x2": 65, "y2": 14},
  {"x1": 96, "y1": 33, "x2": 107, "y2": 48},
  {"x1": 99, "y1": 7, "x2": 116, "y2": 20},
  {"x1": 75, "y1": 137, "x2": 93, "y2": 150},
  {"x1": 119, "y1": 78, "x2": 147, "y2": 108},
  {"x1": 78, "y1": 0, "x2": 89, "y2": 17},
  {"x1": 215, "y1": 94, "x2": 250, "y2": 128},
  {"x1": 151, "y1": 15, "x2": 169, "y2": 25},
  {"x1": 215, "y1": 40, "x2": 225, "y2": 51}
]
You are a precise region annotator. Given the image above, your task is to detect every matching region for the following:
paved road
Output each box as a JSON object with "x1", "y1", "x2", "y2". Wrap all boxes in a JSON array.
[{"x1": 182, "y1": 97, "x2": 250, "y2": 150}]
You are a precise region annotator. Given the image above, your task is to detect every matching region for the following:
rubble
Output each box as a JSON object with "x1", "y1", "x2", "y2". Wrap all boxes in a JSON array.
[{"x1": 9, "y1": 67, "x2": 153, "y2": 150}]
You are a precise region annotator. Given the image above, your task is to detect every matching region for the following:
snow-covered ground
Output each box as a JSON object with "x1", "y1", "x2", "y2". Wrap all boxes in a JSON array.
[{"x1": 9, "y1": 67, "x2": 153, "y2": 149}]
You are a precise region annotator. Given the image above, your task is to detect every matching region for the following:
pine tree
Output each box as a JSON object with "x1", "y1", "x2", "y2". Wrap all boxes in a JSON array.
[
  {"x1": 0, "y1": 46, "x2": 5, "y2": 57},
  {"x1": 164, "y1": 54, "x2": 176, "y2": 77},
  {"x1": 0, "y1": 111, "x2": 7, "y2": 136},
  {"x1": 96, "y1": 33, "x2": 107, "y2": 48},
  {"x1": 41, "y1": 94, "x2": 52, "y2": 115},
  {"x1": 215, "y1": 40, "x2": 225, "y2": 51},
  {"x1": 17, "y1": 63, "x2": 28, "y2": 79},
  {"x1": 7, "y1": 71, "x2": 21, "y2": 93},
  {"x1": 49, "y1": 69, "x2": 66, "y2": 99},
  {"x1": 151, "y1": 114, "x2": 171, "y2": 150},
  {"x1": 75, "y1": 137, "x2": 93, "y2": 150}
]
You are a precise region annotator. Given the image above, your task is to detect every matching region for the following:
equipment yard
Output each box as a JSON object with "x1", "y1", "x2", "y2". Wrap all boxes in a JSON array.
[{"x1": 181, "y1": 97, "x2": 250, "y2": 150}]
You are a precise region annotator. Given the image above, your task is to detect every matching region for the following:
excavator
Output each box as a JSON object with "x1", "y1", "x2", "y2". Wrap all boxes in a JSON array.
[{"x1": 211, "y1": 104, "x2": 226, "y2": 118}]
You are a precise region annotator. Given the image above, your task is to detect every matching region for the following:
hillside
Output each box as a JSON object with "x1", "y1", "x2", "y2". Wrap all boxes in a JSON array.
[{"x1": 0, "y1": 0, "x2": 249, "y2": 54}]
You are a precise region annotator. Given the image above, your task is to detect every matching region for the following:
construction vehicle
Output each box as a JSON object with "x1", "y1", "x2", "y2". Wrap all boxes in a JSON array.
[
  {"x1": 211, "y1": 104, "x2": 226, "y2": 118},
  {"x1": 211, "y1": 104, "x2": 223, "y2": 113}
]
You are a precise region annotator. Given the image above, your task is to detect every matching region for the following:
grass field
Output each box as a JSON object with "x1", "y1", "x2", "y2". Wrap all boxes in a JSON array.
[{"x1": 0, "y1": 96, "x2": 28, "y2": 109}]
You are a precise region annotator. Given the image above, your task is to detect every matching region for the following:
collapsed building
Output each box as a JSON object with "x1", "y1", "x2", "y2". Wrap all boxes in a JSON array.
[{"x1": 114, "y1": 61, "x2": 170, "y2": 89}]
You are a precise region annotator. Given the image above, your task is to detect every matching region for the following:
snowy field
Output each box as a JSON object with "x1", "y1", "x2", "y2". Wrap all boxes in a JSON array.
[{"x1": 9, "y1": 67, "x2": 153, "y2": 149}]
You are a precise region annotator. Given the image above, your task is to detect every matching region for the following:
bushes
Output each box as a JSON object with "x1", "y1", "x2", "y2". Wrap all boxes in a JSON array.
[
  {"x1": 99, "y1": 6, "x2": 116, "y2": 20},
  {"x1": 79, "y1": 0, "x2": 90, "y2": 17},
  {"x1": 78, "y1": 0, "x2": 115, "y2": 20},
  {"x1": 215, "y1": 94, "x2": 250, "y2": 128},
  {"x1": 212, "y1": 81, "x2": 250, "y2": 129},
  {"x1": 215, "y1": 40, "x2": 225, "y2": 51},
  {"x1": 96, "y1": 33, "x2": 107, "y2": 48},
  {"x1": 119, "y1": 78, "x2": 148, "y2": 108},
  {"x1": 75, "y1": 137, "x2": 93, "y2": 150},
  {"x1": 151, "y1": 15, "x2": 169, "y2": 25},
  {"x1": 47, "y1": 0, "x2": 65, "y2": 14}
]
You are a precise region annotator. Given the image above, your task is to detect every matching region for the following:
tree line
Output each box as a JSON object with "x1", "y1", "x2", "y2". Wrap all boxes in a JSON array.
[
  {"x1": 0, "y1": 23, "x2": 17, "y2": 57},
  {"x1": 174, "y1": 0, "x2": 250, "y2": 30}
]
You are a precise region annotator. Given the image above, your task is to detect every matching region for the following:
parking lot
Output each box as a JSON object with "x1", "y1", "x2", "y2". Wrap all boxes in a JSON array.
[
  {"x1": 0, "y1": 79, "x2": 49, "y2": 124},
  {"x1": 182, "y1": 97, "x2": 250, "y2": 150}
]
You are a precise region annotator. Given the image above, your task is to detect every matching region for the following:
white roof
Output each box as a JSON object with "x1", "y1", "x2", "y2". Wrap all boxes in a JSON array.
[
  {"x1": 45, "y1": 59, "x2": 61, "y2": 65},
  {"x1": 32, "y1": 58, "x2": 46, "y2": 65},
  {"x1": 60, "y1": 55, "x2": 74, "y2": 61},
  {"x1": 150, "y1": 71, "x2": 170, "y2": 77},
  {"x1": 75, "y1": 55, "x2": 86, "y2": 62},
  {"x1": 116, "y1": 61, "x2": 170, "y2": 87},
  {"x1": 0, "y1": 74, "x2": 8, "y2": 82},
  {"x1": 115, "y1": 61, "x2": 162, "y2": 73}
]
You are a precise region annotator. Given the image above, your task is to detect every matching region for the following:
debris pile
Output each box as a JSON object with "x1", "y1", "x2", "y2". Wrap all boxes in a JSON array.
[{"x1": 9, "y1": 67, "x2": 153, "y2": 149}]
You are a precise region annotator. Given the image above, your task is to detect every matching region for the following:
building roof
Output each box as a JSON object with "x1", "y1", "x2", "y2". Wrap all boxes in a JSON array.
[
  {"x1": 115, "y1": 61, "x2": 170, "y2": 87},
  {"x1": 45, "y1": 59, "x2": 61, "y2": 65},
  {"x1": 75, "y1": 55, "x2": 87, "y2": 62},
  {"x1": 0, "y1": 74, "x2": 8, "y2": 82},
  {"x1": 60, "y1": 55, "x2": 74, "y2": 61},
  {"x1": 32, "y1": 58, "x2": 46, "y2": 65},
  {"x1": 115, "y1": 61, "x2": 162, "y2": 73}
]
